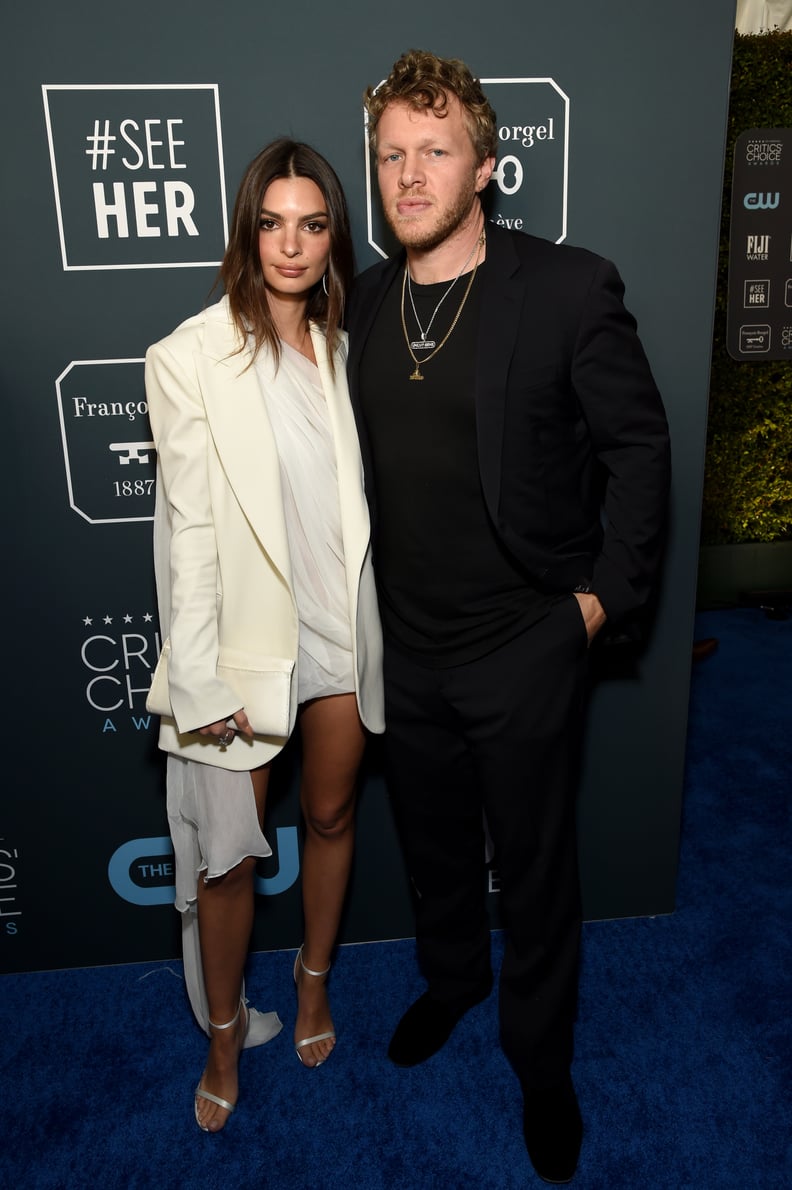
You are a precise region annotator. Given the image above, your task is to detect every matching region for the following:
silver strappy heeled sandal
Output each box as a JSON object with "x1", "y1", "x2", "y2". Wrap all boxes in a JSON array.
[
  {"x1": 293, "y1": 944, "x2": 335, "y2": 1067},
  {"x1": 194, "y1": 1000, "x2": 246, "y2": 1131}
]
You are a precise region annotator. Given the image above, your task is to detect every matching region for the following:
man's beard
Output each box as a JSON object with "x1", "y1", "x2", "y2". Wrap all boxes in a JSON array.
[{"x1": 385, "y1": 175, "x2": 479, "y2": 252}]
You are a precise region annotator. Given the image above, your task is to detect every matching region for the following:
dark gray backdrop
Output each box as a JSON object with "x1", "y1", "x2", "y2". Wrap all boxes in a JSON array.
[{"x1": 2, "y1": 0, "x2": 736, "y2": 973}]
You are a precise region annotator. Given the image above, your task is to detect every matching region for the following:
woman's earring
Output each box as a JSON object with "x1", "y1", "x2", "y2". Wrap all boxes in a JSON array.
[{"x1": 322, "y1": 272, "x2": 330, "y2": 297}]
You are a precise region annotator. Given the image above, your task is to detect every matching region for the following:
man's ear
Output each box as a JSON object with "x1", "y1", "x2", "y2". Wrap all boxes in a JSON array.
[{"x1": 475, "y1": 155, "x2": 496, "y2": 192}]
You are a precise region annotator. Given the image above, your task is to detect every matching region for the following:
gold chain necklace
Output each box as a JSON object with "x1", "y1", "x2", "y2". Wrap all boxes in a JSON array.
[
  {"x1": 405, "y1": 234, "x2": 481, "y2": 350},
  {"x1": 400, "y1": 230, "x2": 485, "y2": 381}
]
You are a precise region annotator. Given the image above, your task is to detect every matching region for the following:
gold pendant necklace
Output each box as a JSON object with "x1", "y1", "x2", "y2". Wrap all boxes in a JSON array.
[{"x1": 400, "y1": 230, "x2": 485, "y2": 381}]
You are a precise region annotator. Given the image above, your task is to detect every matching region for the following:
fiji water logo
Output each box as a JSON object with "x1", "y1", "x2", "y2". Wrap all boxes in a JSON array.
[{"x1": 746, "y1": 234, "x2": 771, "y2": 260}]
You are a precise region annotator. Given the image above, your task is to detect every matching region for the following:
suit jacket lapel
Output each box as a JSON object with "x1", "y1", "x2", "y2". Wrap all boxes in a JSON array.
[
  {"x1": 475, "y1": 226, "x2": 523, "y2": 523},
  {"x1": 346, "y1": 253, "x2": 403, "y2": 527},
  {"x1": 347, "y1": 253, "x2": 404, "y2": 400}
]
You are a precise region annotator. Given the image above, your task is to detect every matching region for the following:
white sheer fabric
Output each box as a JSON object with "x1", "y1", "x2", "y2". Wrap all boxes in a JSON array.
[
  {"x1": 167, "y1": 755, "x2": 272, "y2": 911},
  {"x1": 167, "y1": 754, "x2": 282, "y2": 1043},
  {"x1": 256, "y1": 341, "x2": 355, "y2": 703}
]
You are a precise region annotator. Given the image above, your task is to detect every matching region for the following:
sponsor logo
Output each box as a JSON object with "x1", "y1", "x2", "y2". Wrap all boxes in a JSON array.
[
  {"x1": 746, "y1": 234, "x2": 771, "y2": 261},
  {"x1": 42, "y1": 84, "x2": 228, "y2": 270},
  {"x1": 80, "y1": 610, "x2": 161, "y2": 733},
  {"x1": 0, "y1": 840, "x2": 21, "y2": 937},
  {"x1": 744, "y1": 280, "x2": 770, "y2": 308},
  {"x1": 738, "y1": 324, "x2": 771, "y2": 353},
  {"x1": 56, "y1": 359, "x2": 155, "y2": 523},
  {"x1": 364, "y1": 77, "x2": 569, "y2": 257},
  {"x1": 745, "y1": 139, "x2": 782, "y2": 165},
  {"x1": 108, "y1": 829, "x2": 299, "y2": 904},
  {"x1": 743, "y1": 192, "x2": 780, "y2": 210}
]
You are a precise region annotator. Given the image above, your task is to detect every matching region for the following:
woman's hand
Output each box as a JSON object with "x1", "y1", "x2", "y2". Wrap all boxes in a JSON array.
[{"x1": 198, "y1": 709, "x2": 254, "y2": 747}]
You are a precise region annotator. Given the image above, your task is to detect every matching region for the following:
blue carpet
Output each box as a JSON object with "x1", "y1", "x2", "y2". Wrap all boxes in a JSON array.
[{"x1": 2, "y1": 608, "x2": 790, "y2": 1188}]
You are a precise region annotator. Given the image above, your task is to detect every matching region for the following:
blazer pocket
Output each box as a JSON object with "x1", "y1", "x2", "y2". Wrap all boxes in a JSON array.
[{"x1": 146, "y1": 639, "x2": 295, "y2": 738}]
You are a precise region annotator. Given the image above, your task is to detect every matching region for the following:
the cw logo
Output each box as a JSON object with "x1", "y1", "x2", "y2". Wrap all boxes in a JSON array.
[
  {"x1": 743, "y1": 192, "x2": 780, "y2": 210},
  {"x1": 108, "y1": 828, "x2": 299, "y2": 905}
]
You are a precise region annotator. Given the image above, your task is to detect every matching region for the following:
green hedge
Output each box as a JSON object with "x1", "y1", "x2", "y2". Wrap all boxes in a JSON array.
[{"x1": 701, "y1": 30, "x2": 792, "y2": 544}]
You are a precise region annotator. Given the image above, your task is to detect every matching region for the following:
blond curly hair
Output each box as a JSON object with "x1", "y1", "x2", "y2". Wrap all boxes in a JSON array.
[{"x1": 365, "y1": 49, "x2": 497, "y2": 164}]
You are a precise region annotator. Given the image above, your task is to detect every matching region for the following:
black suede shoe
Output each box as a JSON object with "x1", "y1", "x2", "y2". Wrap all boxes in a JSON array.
[
  {"x1": 387, "y1": 993, "x2": 465, "y2": 1067},
  {"x1": 522, "y1": 1079, "x2": 583, "y2": 1184}
]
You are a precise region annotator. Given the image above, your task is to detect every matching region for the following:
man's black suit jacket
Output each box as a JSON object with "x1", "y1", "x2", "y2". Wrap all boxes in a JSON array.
[{"x1": 346, "y1": 222, "x2": 671, "y2": 628}]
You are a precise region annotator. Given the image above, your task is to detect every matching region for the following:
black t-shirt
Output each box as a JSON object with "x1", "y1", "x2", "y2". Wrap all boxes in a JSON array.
[{"x1": 358, "y1": 263, "x2": 551, "y2": 666}]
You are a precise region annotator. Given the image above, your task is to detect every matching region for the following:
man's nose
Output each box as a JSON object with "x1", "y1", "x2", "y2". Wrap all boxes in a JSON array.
[{"x1": 400, "y1": 155, "x2": 425, "y2": 188}]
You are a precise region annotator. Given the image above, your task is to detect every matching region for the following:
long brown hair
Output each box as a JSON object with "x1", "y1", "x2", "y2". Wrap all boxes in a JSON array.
[{"x1": 220, "y1": 139, "x2": 354, "y2": 372}]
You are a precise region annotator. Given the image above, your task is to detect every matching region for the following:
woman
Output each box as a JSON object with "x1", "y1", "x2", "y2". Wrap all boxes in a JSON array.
[{"x1": 145, "y1": 139, "x2": 384, "y2": 1133}]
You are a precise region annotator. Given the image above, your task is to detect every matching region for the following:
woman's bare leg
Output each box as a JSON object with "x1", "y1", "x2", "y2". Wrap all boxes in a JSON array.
[
  {"x1": 295, "y1": 693, "x2": 366, "y2": 1066},
  {"x1": 194, "y1": 766, "x2": 270, "y2": 1131}
]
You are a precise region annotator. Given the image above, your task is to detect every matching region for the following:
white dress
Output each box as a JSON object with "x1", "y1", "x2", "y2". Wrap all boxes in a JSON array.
[
  {"x1": 258, "y1": 341, "x2": 355, "y2": 704},
  {"x1": 167, "y1": 336, "x2": 355, "y2": 1043}
]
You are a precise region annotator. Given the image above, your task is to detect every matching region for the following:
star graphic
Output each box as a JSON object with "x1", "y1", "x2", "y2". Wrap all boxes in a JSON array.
[
  {"x1": 103, "y1": 615, "x2": 112, "y2": 625},
  {"x1": 143, "y1": 613, "x2": 153, "y2": 622},
  {"x1": 124, "y1": 614, "x2": 133, "y2": 624},
  {"x1": 83, "y1": 616, "x2": 93, "y2": 626}
]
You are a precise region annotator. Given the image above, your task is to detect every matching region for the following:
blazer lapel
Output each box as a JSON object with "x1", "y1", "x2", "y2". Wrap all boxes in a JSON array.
[
  {"x1": 346, "y1": 254, "x2": 404, "y2": 530},
  {"x1": 198, "y1": 304, "x2": 293, "y2": 587},
  {"x1": 311, "y1": 324, "x2": 370, "y2": 575},
  {"x1": 347, "y1": 253, "x2": 403, "y2": 400},
  {"x1": 475, "y1": 226, "x2": 523, "y2": 523}
]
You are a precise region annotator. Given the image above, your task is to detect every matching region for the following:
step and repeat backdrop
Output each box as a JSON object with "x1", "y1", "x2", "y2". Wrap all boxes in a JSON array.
[
  {"x1": 2, "y1": 0, "x2": 736, "y2": 973},
  {"x1": 727, "y1": 128, "x2": 792, "y2": 359}
]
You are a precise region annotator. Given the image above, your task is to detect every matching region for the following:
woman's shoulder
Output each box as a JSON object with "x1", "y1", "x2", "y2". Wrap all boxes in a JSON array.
[{"x1": 148, "y1": 297, "x2": 234, "y2": 359}]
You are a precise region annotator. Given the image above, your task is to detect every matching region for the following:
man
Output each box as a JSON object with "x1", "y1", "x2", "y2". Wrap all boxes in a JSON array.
[{"x1": 347, "y1": 49, "x2": 670, "y2": 1184}]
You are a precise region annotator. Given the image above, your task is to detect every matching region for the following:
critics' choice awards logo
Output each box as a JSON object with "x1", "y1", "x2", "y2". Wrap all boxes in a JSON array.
[
  {"x1": 364, "y1": 77, "x2": 569, "y2": 257},
  {"x1": 745, "y1": 138, "x2": 782, "y2": 166},
  {"x1": 56, "y1": 359, "x2": 155, "y2": 524},
  {"x1": 80, "y1": 610, "x2": 160, "y2": 734},
  {"x1": 42, "y1": 84, "x2": 228, "y2": 269}
]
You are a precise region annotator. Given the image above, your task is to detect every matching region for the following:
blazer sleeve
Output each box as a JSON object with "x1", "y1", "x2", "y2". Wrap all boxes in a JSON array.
[
  {"x1": 571, "y1": 258, "x2": 671, "y2": 623},
  {"x1": 146, "y1": 334, "x2": 242, "y2": 733}
]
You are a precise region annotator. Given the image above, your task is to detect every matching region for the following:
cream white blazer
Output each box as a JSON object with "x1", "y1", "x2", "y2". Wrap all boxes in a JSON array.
[{"x1": 146, "y1": 297, "x2": 384, "y2": 771}]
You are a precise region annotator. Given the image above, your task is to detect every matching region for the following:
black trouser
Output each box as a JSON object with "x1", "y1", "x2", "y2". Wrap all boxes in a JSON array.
[{"x1": 382, "y1": 595, "x2": 589, "y2": 1089}]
